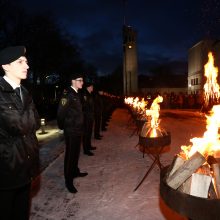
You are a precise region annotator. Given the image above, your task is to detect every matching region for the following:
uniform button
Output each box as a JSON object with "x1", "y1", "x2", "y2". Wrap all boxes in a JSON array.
[
  {"x1": 28, "y1": 155, "x2": 30, "y2": 159},
  {"x1": 23, "y1": 135, "x2": 26, "y2": 138}
]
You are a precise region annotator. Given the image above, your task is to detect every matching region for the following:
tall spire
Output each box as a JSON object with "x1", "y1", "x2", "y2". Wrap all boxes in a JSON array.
[{"x1": 123, "y1": 0, "x2": 127, "y2": 25}]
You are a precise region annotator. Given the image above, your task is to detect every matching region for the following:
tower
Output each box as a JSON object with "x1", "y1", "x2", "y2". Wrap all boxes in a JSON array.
[{"x1": 122, "y1": 25, "x2": 138, "y2": 96}]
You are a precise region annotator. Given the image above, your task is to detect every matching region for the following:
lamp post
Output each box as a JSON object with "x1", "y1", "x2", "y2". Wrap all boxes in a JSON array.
[
  {"x1": 40, "y1": 118, "x2": 46, "y2": 134},
  {"x1": 55, "y1": 85, "x2": 59, "y2": 101}
]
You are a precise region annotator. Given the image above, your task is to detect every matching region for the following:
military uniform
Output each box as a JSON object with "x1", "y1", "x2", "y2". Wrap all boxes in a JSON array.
[
  {"x1": 0, "y1": 45, "x2": 40, "y2": 220},
  {"x1": 82, "y1": 86, "x2": 95, "y2": 155},
  {"x1": 0, "y1": 77, "x2": 40, "y2": 189},
  {"x1": 94, "y1": 89, "x2": 103, "y2": 139},
  {"x1": 57, "y1": 87, "x2": 84, "y2": 189}
]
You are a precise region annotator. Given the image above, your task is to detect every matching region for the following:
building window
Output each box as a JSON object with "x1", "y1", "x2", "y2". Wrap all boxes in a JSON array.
[{"x1": 195, "y1": 78, "x2": 198, "y2": 85}]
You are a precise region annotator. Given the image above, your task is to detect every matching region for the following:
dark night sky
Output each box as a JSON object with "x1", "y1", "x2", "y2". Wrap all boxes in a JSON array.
[{"x1": 20, "y1": 0, "x2": 220, "y2": 76}]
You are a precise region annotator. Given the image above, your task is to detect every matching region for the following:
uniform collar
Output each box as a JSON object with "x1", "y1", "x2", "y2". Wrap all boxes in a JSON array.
[
  {"x1": 71, "y1": 86, "x2": 78, "y2": 93},
  {"x1": 3, "y1": 75, "x2": 20, "y2": 89}
]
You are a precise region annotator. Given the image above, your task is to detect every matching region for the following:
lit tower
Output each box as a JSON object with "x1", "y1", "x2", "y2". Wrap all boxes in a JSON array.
[{"x1": 122, "y1": 24, "x2": 138, "y2": 96}]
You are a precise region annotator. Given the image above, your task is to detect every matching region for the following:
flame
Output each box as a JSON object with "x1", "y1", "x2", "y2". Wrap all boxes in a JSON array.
[
  {"x1": 124, "y1": 97, "x2": 134, "y2": 105},
  {"x1": 139, "y1": 98, "x2": 147, "y2": 112},
  {"x1": 124, "y1": 96, "x2": 148, "y2": 114},
  {"x1": 145, "y1": 95, "x2": 163, "y2": 137},
  {"x1": 180, "y1": 104, "x2": 220, "y2": 159},
  {"x1": 203, "y1": 52, "x2": 220, "y2": 106},
  {"x1": 181, "y1": 52, "x2": 220, "y2": 159}
]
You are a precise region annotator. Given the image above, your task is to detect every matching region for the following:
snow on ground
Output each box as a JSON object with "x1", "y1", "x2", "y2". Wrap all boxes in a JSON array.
[{"x1": 30, "y1": 108, "x2": 207, "y2": 220}]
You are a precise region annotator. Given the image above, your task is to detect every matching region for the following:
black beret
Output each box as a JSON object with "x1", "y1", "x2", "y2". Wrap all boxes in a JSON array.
[
  {"x1": 70, "y1": 73, "x2": 84, "y2": 80},
  {"x1": 84, "y1": 82, "x2": 94, "y2": 87},
  {"x1": 0, "y1": 46, "x2": 26, "y2": 65},
  {"x1": 84, "y1": 77, "x2": 95, "y2": 87}
]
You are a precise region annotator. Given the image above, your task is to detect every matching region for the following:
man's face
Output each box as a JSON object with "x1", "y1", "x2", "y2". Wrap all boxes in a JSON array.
[
  {"x1": 72, "y1": 77, "x2": 84, "y2": 89},
  {"x1": 3, "y1": 56, "x2": 29, "y2": 82},
  {"x1": 87, "y1": 85, "x2": 93, "y2": 93}
]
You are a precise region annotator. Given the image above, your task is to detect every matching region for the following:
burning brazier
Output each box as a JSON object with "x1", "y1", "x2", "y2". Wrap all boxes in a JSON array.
[
  {"x1": 139, "y1": 122, "x2": 171, "y2": 150},
  {"x1": 138, "y1": 95, "x2": 171, "y2": 155},
  {"x1": 132, "y1": 114, "x2": 147, "y2": 137},
  {"x1": 160, "y1": 104, "x2": 220, "y2": 220},
  {"x1": 160, "y1": 166, "x2": 220, "y2": 220},
  {"x1": 134, "y1": 95, "x2": 171, "y2": 191},
  {"x1": 124, "y1": 97, "x2": 148, "y2": 136}
]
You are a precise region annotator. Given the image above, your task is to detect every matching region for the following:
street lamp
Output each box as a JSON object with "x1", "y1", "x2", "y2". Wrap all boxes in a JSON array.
[
  {"x1": 55, "y1": 85, "x2": 59, "y2": 100},
  {"x1": 39, "y1": 118, "x2": 47, "y2": 134}
]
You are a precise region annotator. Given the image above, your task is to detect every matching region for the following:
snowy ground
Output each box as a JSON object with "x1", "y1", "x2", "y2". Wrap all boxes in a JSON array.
[{"x1": 30, "y1": 108, "x2": 207, "y2": 220}]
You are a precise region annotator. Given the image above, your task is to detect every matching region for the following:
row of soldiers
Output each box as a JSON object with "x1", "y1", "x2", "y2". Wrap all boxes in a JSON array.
[
  {"x1": 0, "y1": 45, "x2": 118, "y2": 218},
  {"x1": 57, "y1": 73, "x2": 115, "y2": 193}
]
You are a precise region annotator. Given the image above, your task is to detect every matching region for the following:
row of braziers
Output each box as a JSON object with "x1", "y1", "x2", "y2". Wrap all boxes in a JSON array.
[{"x1": 126, "y1": 97, "x2": 220, "y2": 220}]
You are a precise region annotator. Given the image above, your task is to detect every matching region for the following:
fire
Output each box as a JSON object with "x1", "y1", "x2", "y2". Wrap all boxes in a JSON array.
[
  {"x1": 203, "y1": 52, "x2": 220, "y2": 106},
  {"x1": 180, "y1": 52, "x2": 220, "y2": 159},
  {"x1": 180, "y1": 104, "x2": 220, "y2": 159},
  {"x1": 124, "y1": 96, "x2": 148, "y2": 114},
  {"x1": 124, "y1": 97, "x2": 134, "y2": 105},
  {"x1": 139, "y1": 98, "x2": 148, "y2": 112},
  {"x1": 145, "y1": 95, "x2": 163, "y2": 137}
]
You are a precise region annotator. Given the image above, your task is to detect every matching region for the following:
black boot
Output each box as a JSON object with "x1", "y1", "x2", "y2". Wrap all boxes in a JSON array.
[
  {"x1": 89, "y1": 146, "x2": 97, "y2": 150},
  {"x1": 73, "y1": 172, "x2": 88, "y2": 178},
  {"x1": 84, "y1": 151, "x2": 94, "y2": 156},
  {"x1": 65, "y1": 181, "x2": 77, "y2": 193},
  {"x1": 94, "y1": 136, "x2": 102, "y2": 140}
]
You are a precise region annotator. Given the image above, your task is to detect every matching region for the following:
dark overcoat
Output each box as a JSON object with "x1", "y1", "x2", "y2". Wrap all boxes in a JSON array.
[
  {"x1": 0, "y1": 77, "x2": 40, "y2": 189},
  {"x1": 57, "y1": 87, "x2": 84, "y2": 136},
  {"x1": 82, "y1": 88, "x2": 94, "y2": 120}
]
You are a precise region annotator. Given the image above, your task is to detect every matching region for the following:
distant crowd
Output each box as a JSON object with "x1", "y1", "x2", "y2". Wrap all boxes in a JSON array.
[{"x1": 143, "y1": 92, "x2": 205, "y2": 110}]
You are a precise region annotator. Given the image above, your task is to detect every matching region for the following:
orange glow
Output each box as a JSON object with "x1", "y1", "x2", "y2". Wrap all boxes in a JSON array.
[
  {"x1": 124, "y1": 96, "x2": 148, "y2": 114},
  {"x1": 203, "y1": 52, "x2": 220, "y2": 106},
  {"x1": 180, "y1": 104, "x2": 220, "y2": 159},
  {"x1": 145, "y1": 95, "x2": 163, "y2": 137}
]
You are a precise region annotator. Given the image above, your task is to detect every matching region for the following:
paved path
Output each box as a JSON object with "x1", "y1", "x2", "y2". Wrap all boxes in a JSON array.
[
  {"x1": 30, "y1": 108, "x2": 205, "y2": 220},
  {"x1": 36, "y1": 121, "x2": 64, "y2": 174}
]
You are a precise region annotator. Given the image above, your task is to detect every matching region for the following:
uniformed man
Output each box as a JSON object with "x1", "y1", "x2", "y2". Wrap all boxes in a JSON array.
[
  {"x1": 57, "y1": 73, "x2": 88, "y2": 193},
  {"x1": 0, "y1": 46, "x2": 40, "y2": 220},
  {"x1": 82, "y1": 81, "x2": 96, "y2": 156},
  {"x1": 93, "y1": 87, "x2": 104, "y2": 140}
]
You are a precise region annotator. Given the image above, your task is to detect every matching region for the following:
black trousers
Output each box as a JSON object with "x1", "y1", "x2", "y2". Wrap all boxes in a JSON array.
[
  {"x1": 94, "y1": 112, "x2": 102, "y2": 137},
  {"x1": 0, "y1": 183, "x2": 31, "y2": 220},
  {"x1": 64, "y1": 134, "x2": 81, "y2": 182},
  {"x1": 83, "y1": 117, "x2": 94, "y2": 152}
]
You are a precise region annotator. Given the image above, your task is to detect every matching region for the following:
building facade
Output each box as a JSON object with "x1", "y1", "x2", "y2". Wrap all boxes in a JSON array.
[
  {"x1": 188, "y1": 39, "x2": 220, "y2": 94},
  {"x1": 122, "y1": 25, "x2": 138, "y2": 96}
]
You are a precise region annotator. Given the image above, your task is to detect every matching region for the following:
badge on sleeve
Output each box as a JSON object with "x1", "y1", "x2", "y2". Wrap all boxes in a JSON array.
[{"x1": 61, "y1": 98, "x2": 67, "y2": 106}]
